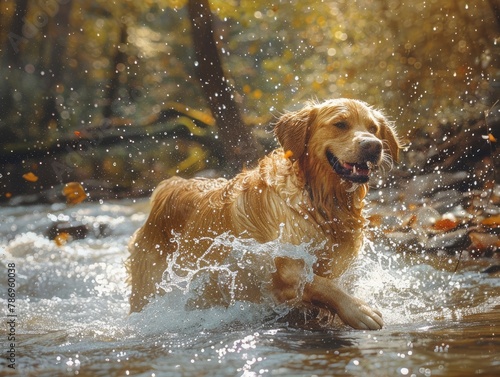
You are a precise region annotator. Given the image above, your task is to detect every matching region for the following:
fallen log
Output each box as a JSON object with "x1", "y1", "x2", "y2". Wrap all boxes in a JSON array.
[{"x1": 0, "y1": 105, "x2": 222, "y2": 164}]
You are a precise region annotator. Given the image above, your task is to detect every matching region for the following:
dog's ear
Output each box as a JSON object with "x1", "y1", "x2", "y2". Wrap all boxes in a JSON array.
[
  {"x1": 274, "y1": 107, "x2": 317, "y2": 162},
  {"x1": 376, "y1": 113, "x2": 401, "y2": 162}
]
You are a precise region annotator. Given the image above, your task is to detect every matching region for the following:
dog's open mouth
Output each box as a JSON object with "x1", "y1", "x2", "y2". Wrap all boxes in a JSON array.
[{"x1": 326, "y1": 150, "x2": 374, "y2": 183}]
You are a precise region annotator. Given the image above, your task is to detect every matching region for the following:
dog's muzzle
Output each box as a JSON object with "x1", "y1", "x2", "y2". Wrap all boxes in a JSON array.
[{"x1": 326, "y1": 137, "x2": 383, "y2": 183}]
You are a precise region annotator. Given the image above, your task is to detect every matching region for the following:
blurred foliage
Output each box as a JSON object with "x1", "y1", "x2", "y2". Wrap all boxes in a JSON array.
[{"x1": 0, "y1": 0, "x2": 498, "y2": 200}]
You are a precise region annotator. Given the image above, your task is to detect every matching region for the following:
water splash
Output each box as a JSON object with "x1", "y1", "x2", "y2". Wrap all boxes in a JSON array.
[
  {"x1": 127, "y1": 227, "x2": 497, "y2": 336},
  {"x1": 1, "y1": 201, "x2": 496, "y2": 344}
]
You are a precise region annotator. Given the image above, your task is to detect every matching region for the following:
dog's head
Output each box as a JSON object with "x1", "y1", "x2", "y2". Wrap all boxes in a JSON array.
[{"x1": 274, "y1": 98, "x2": 400, "y2": 184}]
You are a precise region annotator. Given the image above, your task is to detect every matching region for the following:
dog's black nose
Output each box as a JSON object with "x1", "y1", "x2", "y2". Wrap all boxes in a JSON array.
[{"x1": 359, "y1": 138, "x2": 383, "y2": 159}]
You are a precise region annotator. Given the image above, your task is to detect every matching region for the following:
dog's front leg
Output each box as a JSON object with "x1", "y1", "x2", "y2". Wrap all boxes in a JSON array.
[
  {"x1": 303, "y1": 274, "x2": 383, "y2": 330},
  {"x1": 271, "y1": 256, "x2": 383, "y2": 330}
]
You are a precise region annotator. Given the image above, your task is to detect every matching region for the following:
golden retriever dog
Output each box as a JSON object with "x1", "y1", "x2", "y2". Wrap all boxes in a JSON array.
[{"x1": 127, "y1": 98, "x2": 400, "y2": 330}]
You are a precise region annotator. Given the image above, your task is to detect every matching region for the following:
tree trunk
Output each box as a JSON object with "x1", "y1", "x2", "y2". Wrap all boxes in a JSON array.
[
  {"x1": 3, "y1": 0, "x2": 28, "y2": 67},
  {"x1": 39, "y1": 0, "x2": 73, "y2": 128},
  {"x1": 488, "y1": 0, "x2": 500, "y2": 29},
  {"x1": 0, "y1": 0, "x2": 29, "y2": 122},
  {"x1": 102, "y1": 23, "x2": 128, "y2": 119},
  {"x1": 187, "y1": 0, "x2": 259, "y2": 174}
]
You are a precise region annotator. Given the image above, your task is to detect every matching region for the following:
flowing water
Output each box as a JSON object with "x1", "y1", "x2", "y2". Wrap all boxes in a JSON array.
[{"x1": 0, "y1": 199, "x2": 499, "y2": 377}]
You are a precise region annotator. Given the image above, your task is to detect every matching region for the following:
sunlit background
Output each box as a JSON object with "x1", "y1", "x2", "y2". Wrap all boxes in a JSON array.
[{"x1": 0, "y1": 0, "x2": 498, "y2": 198}]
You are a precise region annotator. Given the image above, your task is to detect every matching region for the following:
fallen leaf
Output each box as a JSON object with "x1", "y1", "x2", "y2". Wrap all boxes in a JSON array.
[
  {"x1": 54, "y1": 232, "x2": 70, "y2": 246},
  {"x1": 62, "y1": 182, "x2": 87, "y2": 205},
  {"x1": 432, "y1": 218, "x2": 458, "y2": 232},
  {"x1": 22, "y1": 172, "x2": 39, "y2": 182},
  {"x1": 284, "y1": 150, "x2": 294, "y2": 159},
  {"x1": 481, "y1": 215, "x2": 500, "y2": 227},
  {"x1": 469, "y1": 232, "x2": 500, "y2": 250},
  {"x1": 482, "y1": 133, "x2": 497, "y2": 143}
]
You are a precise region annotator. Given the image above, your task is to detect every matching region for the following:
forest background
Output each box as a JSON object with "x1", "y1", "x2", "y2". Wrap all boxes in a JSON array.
[{"x1": 0, "y1": 0, "x2": 499, "y2": 203}]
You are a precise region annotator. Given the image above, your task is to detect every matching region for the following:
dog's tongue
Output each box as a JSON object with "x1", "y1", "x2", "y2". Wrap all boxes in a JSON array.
[{"x1": 342, "y1": 162, "x2": 370, "y2": 177}]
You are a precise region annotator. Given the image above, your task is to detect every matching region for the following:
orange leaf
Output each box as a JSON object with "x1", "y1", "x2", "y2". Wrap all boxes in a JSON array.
[
  {"x1": 482, "y1": 133, "x2": 497, "y2": 143},
  {"x1": 54, "y1": 232, "x2": 70, "y2": 246},
  {"x1": 432, "y1": 218, "x2": 458, "y2": 231},
  {"x1": 22, "y1": 172, "x2": 39, "y2": 182},
  {"x1": 469, "y1": 232, "x2": 500, "y2": 250},
  {"x1": 74, "y1": 130, "x2": 82, "y2": 138},
  {"x1": 62, "y1": 182, "x2": 87, "y2": 205},
  {"x1": 284, "y1": 150, "x2": 294, "y2": 159},
  {"x1": 481, "y1": 215, "x2": 500, "y2": 227}
]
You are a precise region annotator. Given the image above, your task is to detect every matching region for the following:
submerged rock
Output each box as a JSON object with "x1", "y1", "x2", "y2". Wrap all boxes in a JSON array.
[
  {"x1": 424, "y1": 228, "x2": 470, "y2": 251},
  {"x1": 482, "y1": 265, "x2": 500, "y2": 275},
  {"x1": 402, "y1": 171, "x2": 469, "y2": 201},
  {"x1": 45, "y1": 221, "x2": 110, "y2": 242},
  {"x1": 46, "y1": 222, "x2": 89, "y2": 241},
  {"x1": 369, "y1": 172, "x2": 500, "y2": 258}
]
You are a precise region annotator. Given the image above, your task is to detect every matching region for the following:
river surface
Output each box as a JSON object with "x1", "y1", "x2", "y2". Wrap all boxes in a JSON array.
[{"x1": 0, "y1": 199, "x2": 499, "y2": 376}]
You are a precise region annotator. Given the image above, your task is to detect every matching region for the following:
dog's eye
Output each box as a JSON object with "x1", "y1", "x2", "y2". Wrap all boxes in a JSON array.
[
  {"x1": 335, "y1": 121, "x2": 348, "y2": 129},
  {"x1": 368, "y1": 125, "x2": 378, "y2": 134}
]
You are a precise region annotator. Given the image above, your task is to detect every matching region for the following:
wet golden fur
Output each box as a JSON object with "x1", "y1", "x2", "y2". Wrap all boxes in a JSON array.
[{"x1": 127, "y1": 98, "x2": 400, "y2": 330}]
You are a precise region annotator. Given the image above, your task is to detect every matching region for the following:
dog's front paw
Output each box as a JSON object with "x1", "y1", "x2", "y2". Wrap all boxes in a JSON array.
[{"x1": 336, "y1": 296, "x2": 383, "y2": 330}]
